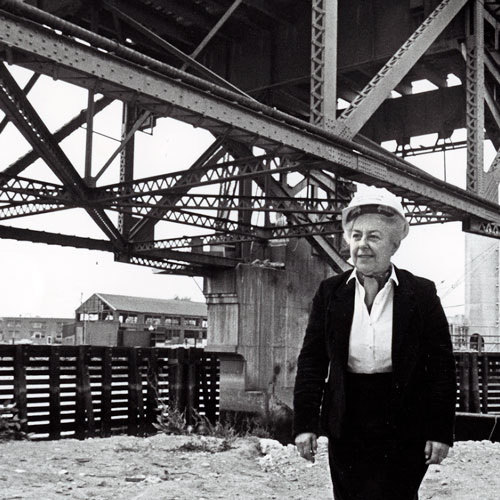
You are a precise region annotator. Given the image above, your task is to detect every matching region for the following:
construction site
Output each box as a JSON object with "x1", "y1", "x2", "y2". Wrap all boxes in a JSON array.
[{"x1": 1, "y1": 0, "x2": 500, "y2": 432}]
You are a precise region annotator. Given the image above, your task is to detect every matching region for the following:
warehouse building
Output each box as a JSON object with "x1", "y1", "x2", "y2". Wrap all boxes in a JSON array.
[{"x1": 63, "y1": 293, "x2": 207, "y2": 347}]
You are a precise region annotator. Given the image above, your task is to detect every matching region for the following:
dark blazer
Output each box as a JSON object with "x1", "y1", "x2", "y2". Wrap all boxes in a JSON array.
[{"x1": 293, "y1": 267, "x2": 456, "y2": 446}]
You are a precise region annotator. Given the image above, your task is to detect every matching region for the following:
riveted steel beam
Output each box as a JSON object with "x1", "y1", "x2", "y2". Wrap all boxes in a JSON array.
[
  {"x1": 118, "y1": 206, "x2": 254, "y2": 235},
  {"x1": 118, "y1": 193, "x2": 338, "y2": 215},
  {"x1": 125, "y1": 255, "x2": 215, "y2": 277},
  {"x1": 117, "y1": 103, "x2": 138, "y2": 238},
  {"x1": 222, "y1": 139, "x2": 349, "y2": 271},
  {"x1": 233, "y1": 149, "x2": 349, "y2": 272},
  {"x1": 0, "y1": 174, "x2": 68, "y2": 203},
  {"x1": 102, "y1": 0, "x2": 247, "y2": 97},
  {"x1": 137, "y1": 247, "x2": 239, "y2": 268},
  {"x1": 0, "y1": 62, "x2": 126, "y2": 248},
  {"x1": 0, "y1": 71, "x2": 38, "y2": 134},
  {"x1": 0, "y1": 5, "x2": 499, "y2": 237},
  {"x1": 0, "y1": 224, "x2": 114, "y2": 251},
  {"x1": 466, "y1": 0, "x2": 486, "y2": 196},
  {"x1": 310, "y1": 0, "x2": 337, "y2": 130},
  {"x1": 96, "y1": 154, "x2": 309, "y2": 203},
  {"x1": 129, "y1": 137, "x2": 227, "y2": 241},
  {"x1": 463, "y1": 216, "x2": 500, "y2": 238},
  {"x1": 0, "y1": 202, "x2": 67, "y2": 220}
]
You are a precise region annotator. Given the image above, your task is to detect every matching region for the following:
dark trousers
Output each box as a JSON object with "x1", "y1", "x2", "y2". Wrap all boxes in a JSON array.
[{"x1": 328, "y1": 372, "x2": 428, "y2": 500}]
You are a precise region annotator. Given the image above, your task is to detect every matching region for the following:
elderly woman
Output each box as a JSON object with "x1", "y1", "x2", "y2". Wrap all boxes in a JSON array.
[{"x1": 293, "y1": 187, "x2": 456, "y2": 500}]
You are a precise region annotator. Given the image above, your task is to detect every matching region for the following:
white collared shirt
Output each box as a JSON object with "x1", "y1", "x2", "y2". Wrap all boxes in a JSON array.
[{"x1": 346, "y1": 265, "x2": 399, "y2": 374}]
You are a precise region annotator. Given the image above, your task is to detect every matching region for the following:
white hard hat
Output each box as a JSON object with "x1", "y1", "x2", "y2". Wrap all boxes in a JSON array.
[{"x1": 341, "y1": 187, "x2": 409, "y2": 238}]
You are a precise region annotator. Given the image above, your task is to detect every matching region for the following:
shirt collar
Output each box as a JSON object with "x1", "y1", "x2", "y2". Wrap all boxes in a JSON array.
[{"x1": 347, "y1": 264, "x2": 399, "y2": 286}]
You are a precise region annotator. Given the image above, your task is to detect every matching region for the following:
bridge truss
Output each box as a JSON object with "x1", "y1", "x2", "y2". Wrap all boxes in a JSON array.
[{"x1": 0, "y1": 0, "x2": 499, "y2": 276}]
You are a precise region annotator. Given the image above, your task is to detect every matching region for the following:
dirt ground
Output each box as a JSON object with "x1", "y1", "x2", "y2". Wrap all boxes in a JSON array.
[{"x1": 0, "y1": 434, "x2": 499, "y2": 500}]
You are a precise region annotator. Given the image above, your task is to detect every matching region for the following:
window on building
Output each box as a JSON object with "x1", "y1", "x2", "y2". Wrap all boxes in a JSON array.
[
  {"x1": 145, "y1": 316, "x2": 161, "y2": 326},
  {"x1": 123, "y1": 314, "x2": 138, "y2": 324},
  {"x1": 184, "y1": 318, "x2": 198, "y2": 327},
  {"x1": 79, "y1": 313, "x2": 99, "y2": 321},
  {"x1": 202, "y1": 319, "x2": 208, "y2": 328},
  {"x1": 46, "y1": 336, "x2": 53, "y2": 345},
  {"x1": 31, "y1": 321, "x2": 45, "y2": 329},
  {"x1": 31, "y1": 332, "x2": 43, "y2": 339},
  {"x1": 165, "y1": 317, "x2": 180, "y2": 326}
]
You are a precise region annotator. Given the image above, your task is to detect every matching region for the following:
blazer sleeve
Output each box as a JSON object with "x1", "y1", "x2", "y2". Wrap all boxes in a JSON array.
[
  {"x1": 292, "y1": 279, "x2": 331, "y2": 438},
  {"x1": 421, "y1": 280, "x2": 456, "y2": 446}
]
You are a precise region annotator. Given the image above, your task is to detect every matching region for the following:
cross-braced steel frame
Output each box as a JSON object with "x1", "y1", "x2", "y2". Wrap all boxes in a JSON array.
[{"x1": 0, "y1": 0, "x2": 499, "y2": 276}]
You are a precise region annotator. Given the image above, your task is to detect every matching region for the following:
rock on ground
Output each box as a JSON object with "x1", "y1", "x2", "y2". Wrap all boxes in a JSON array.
[{"x1": 0, "y1": 435, "x2": 498, "y2": 499}]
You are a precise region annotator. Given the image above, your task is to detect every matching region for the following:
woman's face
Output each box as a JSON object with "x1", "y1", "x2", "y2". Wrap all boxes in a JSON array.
[{"x1": 347, "y1": 213, "x2": 400, "y2": 276}]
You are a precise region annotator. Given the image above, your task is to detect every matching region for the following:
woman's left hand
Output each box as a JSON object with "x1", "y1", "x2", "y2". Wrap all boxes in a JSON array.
[{"x1": 424, "y1": 440, "x2": 449, "y2": 465}]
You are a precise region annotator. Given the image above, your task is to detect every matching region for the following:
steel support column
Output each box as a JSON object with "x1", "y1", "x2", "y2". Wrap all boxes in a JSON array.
[
  {"x1": 118, "y1": 103, "x2": 137, "y2": 238},
  {"x1": 466, "y1": 0, "x2": 486, "y2": 195},
  {"x1": 310, "y1": 0, "x2": 337, "y2": 130}
]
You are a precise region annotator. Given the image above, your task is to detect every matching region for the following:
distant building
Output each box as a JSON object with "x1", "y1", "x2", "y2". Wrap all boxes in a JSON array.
[
  {"x1": 63, "y1": 293, "x2": 207, "y2": 347},
  {"x1": 0, "y1": 317, "x2": 73, "y2": 344},
  {"x1": 448, "y1": 313, "x2": 499, "y2": 352}
]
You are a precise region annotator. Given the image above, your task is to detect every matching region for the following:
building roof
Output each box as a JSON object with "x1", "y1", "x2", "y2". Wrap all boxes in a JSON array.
[
  {"x1": 0, "y1": 317, "x2": 73, "y2": 322},
  {"x1": 94, "y1": 293, "x2": 207, "y2": 317}
]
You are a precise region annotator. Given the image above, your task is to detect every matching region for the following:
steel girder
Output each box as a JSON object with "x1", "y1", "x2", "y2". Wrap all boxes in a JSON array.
[
  {"x1": 130, "y1": 219, "x2": 345, "y2": 254},
  {"x1": 126, "y1": 255, "x2": 216, "y2": 277},
  {"x1": 129, "y1": 137, "x2": 228, "y2": 241},
  {"x1": 465, "y1": 0, "x2": 486, "y2": 195},
  {"x1": 310, "y1": 0, "x2": 337, "y2": 130},
  {"x1": 0, "y1": 7, "x2": 498, "y2": 231},
  {"x1": 0, "y1": 62, "x2": 126, "y2": 249},
  {"x1": 0, "y1": 174, "x2": 68, "y2": 219},
  {"x1": 0, "y1": 224, "x2": 113, "y2": 251},
  {"x1": 116, "y1": 193, "x2": 338, "y2": 215},
  {"x1": 96, "y1": 154, "x2": 312, "y2": 202},
  {"x1": 0, "y1": 2, "x2": 500, "y2": 276},
  {"x1": 223, "y1": 140, "x2": 350, "y2": 272},
  {"x1": 117, "y1": 103, "x2": 138, "y2": 238}
]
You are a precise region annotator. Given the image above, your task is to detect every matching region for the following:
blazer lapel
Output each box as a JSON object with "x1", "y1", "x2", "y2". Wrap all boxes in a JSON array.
[
  {"x1": 328, "y1": 277, "x2": 355, "y2": 368},
  {"x1": 392, "y1": 268, "x2": 418, "y2": 386}
]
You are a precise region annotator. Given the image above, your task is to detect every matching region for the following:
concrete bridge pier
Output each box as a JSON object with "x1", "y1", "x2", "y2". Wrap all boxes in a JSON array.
[{"x1": 204, "y1": 238, "x2": 333, "y2": 420}]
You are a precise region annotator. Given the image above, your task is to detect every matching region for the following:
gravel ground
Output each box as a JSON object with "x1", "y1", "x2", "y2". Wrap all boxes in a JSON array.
[{"x1": 0, "y1": 434, "x2": 498, "y2": 499}]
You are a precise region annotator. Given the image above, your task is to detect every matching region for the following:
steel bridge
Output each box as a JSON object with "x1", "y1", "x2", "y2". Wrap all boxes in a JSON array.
[{"x1": 0, "y1": 0, "x2": 499, "y2": 277}]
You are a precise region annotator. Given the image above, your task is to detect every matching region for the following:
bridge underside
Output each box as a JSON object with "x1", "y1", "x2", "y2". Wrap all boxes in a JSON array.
[{"x1": 0, "y1": 0, "x2": 500, "y2": 408}]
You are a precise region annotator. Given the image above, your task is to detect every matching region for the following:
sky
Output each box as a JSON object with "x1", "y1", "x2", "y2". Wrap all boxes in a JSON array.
[{"x1": 0, "y1": 66, "x2": 495, "y2": 319}]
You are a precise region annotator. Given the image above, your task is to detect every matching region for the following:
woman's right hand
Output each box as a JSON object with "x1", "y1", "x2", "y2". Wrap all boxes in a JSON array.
[{"x1": 295, "y1": 432, "x2": 318, "y2": 462}]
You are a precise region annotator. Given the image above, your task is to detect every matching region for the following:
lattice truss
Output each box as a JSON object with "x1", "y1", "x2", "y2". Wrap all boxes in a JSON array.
[
  {"x1": 0, "y1": 0, "x2": 500, "y2": 276},
  {"x1": 0, "y1": 102, "x2": 354, "y2": 274}
]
